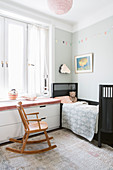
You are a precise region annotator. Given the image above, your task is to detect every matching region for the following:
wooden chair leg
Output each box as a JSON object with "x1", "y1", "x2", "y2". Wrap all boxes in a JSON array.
[
  {"x1": 22, "y1": 133, "x2": 27, "y2": 141},
  {"x1": 21, "y1": 133, "x2": 29, "y2": 153},
  {"x1": 44, "y1": 130, "x2": 51, "y2": 148}
]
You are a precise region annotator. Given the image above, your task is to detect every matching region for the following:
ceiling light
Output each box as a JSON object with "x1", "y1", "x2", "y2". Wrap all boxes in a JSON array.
[{"x1": 47, "y1": 0, "x2": 73, "y2": 15}]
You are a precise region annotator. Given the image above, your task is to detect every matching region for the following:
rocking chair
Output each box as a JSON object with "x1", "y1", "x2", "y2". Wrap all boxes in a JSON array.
[{"x1": 6, "y1": 102, "x2": 57, "y2": 154}]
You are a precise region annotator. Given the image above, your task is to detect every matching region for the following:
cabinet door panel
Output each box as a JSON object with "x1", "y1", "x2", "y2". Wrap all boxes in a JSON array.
[
  {"x1": 24, "y1": 106, "x2": 40, "y2": 120},
  {"x1": 0, "y1": 123, "x2": 23, "y2": 143},
  {"x1": 0, "y1": 109, "x2": 21, "y2": 126},
  {"x1": 24, "y1": 106, "x2": 40, "y2": 114},
  {"x1": 39, "y1": 104, "x2": 60, "y2": 118},
  {"x1": 46, "y1": 116, "x2": 60, "y2": 130},
  {"x1": 24, "y1": 104, "x2": 60, "y2": 130}
]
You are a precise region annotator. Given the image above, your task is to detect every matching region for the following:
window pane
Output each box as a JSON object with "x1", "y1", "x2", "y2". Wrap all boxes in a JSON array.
[
  {"x1": 0, "y1": 17, "x2": 5, "y2": 98},
  {"x1": 7, "y1": 21, "x2": 26, "y2": 94},
  {"x1": 28, "y1": 25, "x2": 40, "y2": 95},
  {"x1": 28, "y1": 26, "x2": 49, "y2": 96}
]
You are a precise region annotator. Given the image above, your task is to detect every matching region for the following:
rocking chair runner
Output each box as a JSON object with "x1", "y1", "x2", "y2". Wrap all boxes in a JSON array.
[{"x1": 6, "y1": 102, "x2": 57, "y2": 154}]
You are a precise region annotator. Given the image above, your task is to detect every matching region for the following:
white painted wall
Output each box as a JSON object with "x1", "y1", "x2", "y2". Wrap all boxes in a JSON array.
[
  {"x1": 72, "y1": 16, "x2": 113, "y2": 101},
  {"x1": 55, "y1": 28, "x2": 72, "y2": 83}
]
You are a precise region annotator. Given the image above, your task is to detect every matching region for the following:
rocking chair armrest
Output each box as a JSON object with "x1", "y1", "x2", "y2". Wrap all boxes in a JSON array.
[
  {"x1": 26, "y1": 112, "x2": 39, "y2": 115},
  {"x1": 27, "y1": 117, "x2": 46, "y2": 121}
]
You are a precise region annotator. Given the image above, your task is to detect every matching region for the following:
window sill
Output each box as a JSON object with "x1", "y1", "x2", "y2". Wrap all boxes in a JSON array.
[{"x1": 0, "y1": 94, "x2": 50, "y2": 102}]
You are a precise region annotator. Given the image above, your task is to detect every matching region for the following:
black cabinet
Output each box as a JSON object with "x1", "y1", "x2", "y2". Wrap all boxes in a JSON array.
[{"x1": 98, "y1": 85, "x2": 113, "y2": 147}]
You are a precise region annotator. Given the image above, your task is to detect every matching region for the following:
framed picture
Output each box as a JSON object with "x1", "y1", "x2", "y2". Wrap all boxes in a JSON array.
[{"x1": 75, "y1": 53, "x2": 93, "y2": 73}]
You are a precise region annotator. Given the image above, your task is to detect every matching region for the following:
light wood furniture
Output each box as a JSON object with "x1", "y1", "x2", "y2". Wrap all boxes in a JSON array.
[
  {"x1": 0, "y1": 99, "x2": 60, "y2": 144},
  {"x1": 6, "y1": 102, "x2": 57, "y2": 154}
]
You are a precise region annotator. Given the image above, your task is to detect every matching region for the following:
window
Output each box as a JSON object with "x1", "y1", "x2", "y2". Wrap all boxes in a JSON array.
[
  {"x1": 0, "y1": 16, "x2": 50, "y2": 99},
  {"x1": 5, "y1": 19, "x2": 27, "y2": 95},
  {"x1": 28, "y1": 25, "x2": 49, "y2": 95},
  {"x1": 0, "y1": 17, "x2": 4, "y2": 97}
]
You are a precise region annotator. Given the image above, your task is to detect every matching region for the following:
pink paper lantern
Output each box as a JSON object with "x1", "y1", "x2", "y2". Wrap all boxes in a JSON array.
[{"x1": 48, "y1": 0, "x2": 73, "y2": 15}]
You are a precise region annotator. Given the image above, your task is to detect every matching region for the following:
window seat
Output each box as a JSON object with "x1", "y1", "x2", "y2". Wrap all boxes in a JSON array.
[{"x1": 0, "y1": 98, "x2": 61, "y2": 111}]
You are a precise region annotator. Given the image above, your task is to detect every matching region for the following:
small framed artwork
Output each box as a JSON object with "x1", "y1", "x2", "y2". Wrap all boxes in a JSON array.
[{"x1": 75, "y1": 53, "x2": 93, "y2": 73}]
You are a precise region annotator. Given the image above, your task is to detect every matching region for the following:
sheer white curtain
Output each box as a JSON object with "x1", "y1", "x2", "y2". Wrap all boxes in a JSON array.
[
  {"x1": 40, "y1": 28, "x2": 49, "y2": 94},
  {"x1": 28, "y1": 25, "x2": 49, "y2": 96}
]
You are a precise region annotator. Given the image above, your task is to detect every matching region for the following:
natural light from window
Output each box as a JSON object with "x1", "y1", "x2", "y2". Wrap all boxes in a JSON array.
[{"x1": 0, "y1": 11, "x2": 51, "y2": 100}]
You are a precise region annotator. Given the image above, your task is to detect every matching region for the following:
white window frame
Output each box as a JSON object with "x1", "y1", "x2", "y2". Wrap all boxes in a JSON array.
[
  {"x1": 0, "y1": 17, "x2": 5, "y2": 95},
  {"x1": 0, "y1": 14, "x2": 52, "y2": 99},
  {"x1": 48, "y1": 25, "x2": 55, "y2": 97}
]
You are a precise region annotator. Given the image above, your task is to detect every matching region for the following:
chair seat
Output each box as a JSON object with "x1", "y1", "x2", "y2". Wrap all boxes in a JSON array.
[{"x1": 28, "y1": 121, "x2": 48, "y2": 132}]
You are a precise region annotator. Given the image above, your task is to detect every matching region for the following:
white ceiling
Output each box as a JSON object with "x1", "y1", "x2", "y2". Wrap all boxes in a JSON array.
[
  {"x1": 1, "y1": 0, "x2": 113, "y2": 32},
  {"x1": 6, "y1": 0, "x2": 113, "y2": 24}
]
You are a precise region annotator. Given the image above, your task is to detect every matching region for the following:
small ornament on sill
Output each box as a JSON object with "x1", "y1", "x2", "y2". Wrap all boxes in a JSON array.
[{"x1": 8, "y1": 89, "x2": 18, "y2": 100}]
